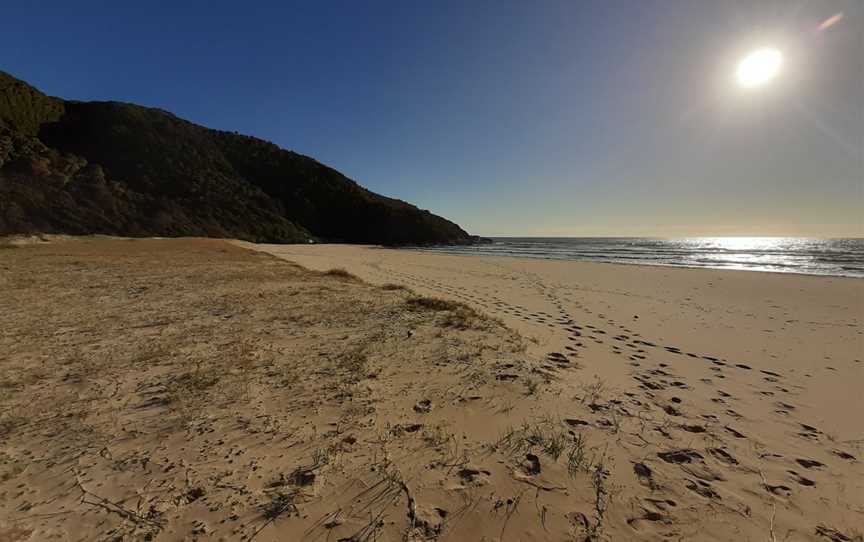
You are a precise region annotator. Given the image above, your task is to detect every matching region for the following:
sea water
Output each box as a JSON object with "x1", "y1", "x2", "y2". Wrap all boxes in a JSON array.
[{"x1": 415, "y1": 237, "x2": 864, "y2": 278}]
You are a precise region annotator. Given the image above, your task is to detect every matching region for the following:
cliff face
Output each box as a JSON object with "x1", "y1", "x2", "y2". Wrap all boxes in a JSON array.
[{"x1": 0, "y1": 71, "x2": 472, "y2": 245}]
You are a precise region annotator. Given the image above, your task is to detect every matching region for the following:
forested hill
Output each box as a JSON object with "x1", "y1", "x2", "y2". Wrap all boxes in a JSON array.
[{"x1": 0, "y1": 70, "x2": 476, "y2": 245}]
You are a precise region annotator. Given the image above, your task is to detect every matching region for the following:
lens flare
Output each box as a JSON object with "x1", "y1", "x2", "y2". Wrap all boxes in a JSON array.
[
  {"x1": 817, "y1": 12, "x2": 843, "y2": 32},
  {"x1": 736, "y1": 48, "x2": 783, "y2": 88}
]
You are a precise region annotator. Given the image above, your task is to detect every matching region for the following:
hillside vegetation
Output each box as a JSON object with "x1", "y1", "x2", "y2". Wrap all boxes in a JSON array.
[{"x1": 0, "y1": 70, "x2": 474, "y2": 244}]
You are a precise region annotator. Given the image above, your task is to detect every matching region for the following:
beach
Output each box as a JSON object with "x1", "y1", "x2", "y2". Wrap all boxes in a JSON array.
[
  {"x1": 2, "y1": 237, "x2": 862, "y2": 541},
  {"x1": 247, "y1": 242, "x2": 864, "y2": 538}
]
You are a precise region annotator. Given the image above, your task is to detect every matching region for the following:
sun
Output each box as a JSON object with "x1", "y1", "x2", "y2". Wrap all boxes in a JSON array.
[{"x1": 736, "y1": 48, "x2": 783, "y2": 88}]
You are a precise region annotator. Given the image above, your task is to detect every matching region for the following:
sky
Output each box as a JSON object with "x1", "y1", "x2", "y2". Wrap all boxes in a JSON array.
[{"x1": 2, "y1": 0, "x2": 861, "y2": 237}]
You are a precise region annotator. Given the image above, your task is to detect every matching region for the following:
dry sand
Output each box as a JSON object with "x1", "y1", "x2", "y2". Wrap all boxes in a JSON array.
[
  {"x1": 244, "y1": 242, "x2": 864, "y2": 541},
  {"x1": 1, "y1": 237, "x2": 862, "y2": 541}
]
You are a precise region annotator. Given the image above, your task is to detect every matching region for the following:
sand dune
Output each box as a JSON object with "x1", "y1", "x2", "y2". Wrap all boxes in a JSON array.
[{"x1": 1, "y1": 238, "x2": 861, "y2": 541}]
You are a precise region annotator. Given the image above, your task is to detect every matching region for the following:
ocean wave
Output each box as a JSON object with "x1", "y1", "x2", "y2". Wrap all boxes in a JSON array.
[{"x1": 412, "y1": 238, "x2": 864, "y2": 278}]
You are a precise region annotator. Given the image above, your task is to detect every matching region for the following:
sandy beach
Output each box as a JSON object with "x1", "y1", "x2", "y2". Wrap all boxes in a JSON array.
[
  {"x1": 247, "y1": 242, "x2": 864, "y2": 539},
  {"x1": 2, "y1": 237, "x2": 862, "y2": 541}
]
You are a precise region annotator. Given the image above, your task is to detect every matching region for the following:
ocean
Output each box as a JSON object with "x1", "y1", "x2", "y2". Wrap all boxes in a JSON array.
[{"x1": 414, "y1": 237, "x2": 864, "y2": 278}]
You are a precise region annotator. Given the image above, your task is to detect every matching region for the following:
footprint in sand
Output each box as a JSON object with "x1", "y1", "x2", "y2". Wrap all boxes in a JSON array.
[
  {"x1": 546, "y1": 352, "x2": 571, "y2": 364},
  {"x1": 764, "y1": 483, "x2": 793, "y2": 497},
  {"x1": 658, "y1": 449, "x2": 703, "y2": 464},
  {"x1": 798, "y1": 423, "x2": 822, "y2": 441},
  {"x1": 522, "y1": 453, "x2": 542, "y2": 475},
  {"x1": 831, "y1": 450, "x2": 856, "y2": 461},
  {"x1": 413, "y1": 399, "x2": 433, "y2": 413},
  {"x1": 724, "y1": 425, "x2": 746, "y2": 438},
  {"x1": 707, "y1": 448, "x2": 739, "y2": 465},
  {"x1": 662, "y1": 405, "x2": 681, "y2": 416},
  {"x1": 686, "y1": 479, "x2": 721, "y2": 500},
  {"x1": 633, "y1": 462, "x2": 654, "y2": 486},
  {"x1": 787, "y1": 470, "x2": 816, "y2": 487},
  {"x1": 795, "y1": 458, "x2": 826, "y2": 470},
  {"x1": 456, "y1": 467, "x2": 491, "y2": 486},
  {"x1": 626, "y1": 509, "x2": 669, "y2": 529}
]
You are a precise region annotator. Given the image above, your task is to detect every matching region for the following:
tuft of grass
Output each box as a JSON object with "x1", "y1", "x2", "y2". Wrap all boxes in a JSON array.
[
  {"x1": 380, "y1": 283, "x2": 408, "y2": 291},
  {"x1": 440, "y1": 306, "x2": 483, "y2": 330},
  {"x1": 0, "y1": 452, "x2": 25, "y2": 482},
  {"x1": 579, "y1": 377, "x2": 607, "y2": 407},
  {"x1": 406, "y1": 296, "x2": 500, "y2": 331},
  {"x1": 406, "y1": 296, "x2": 462, "y2": 312},
  {"x1": 543, "y1": 431, "x2": 567, "y2": 460},
  {"x1": 337, "y1": 348, "x2": 369, "y2": 384},
  {"x1": 421, "y1": 423, "x2": 452, "y2": 448},
  {"x1": 322, "y1": 268, "x2": 357, "y2": 280},
  {"x1": 567, "y1": 433, "x2": 591, "y2": 476},
  {"x1": 586, "y1": 451, "x2": 611, "y2": 541},
  {"x1": 494, "y1": 417, "x2": 574, "y2": 461},
  {"x1": 260, "y1": 489, "x2": 299, "y2": 520},
  {"x1": 169, "y1": 371, "x2": 219, "y2": 400},
  {"x1": 0, "y1": 415, "x2": 27, "y2": 438},
  {"x1": 166, "y1": 367, "x2": 222, "y2": 422}
]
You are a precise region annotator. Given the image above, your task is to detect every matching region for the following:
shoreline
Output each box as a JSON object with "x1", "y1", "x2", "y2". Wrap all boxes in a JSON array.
[{"x1": 402, "y1": 245, "x2": 864, "y2": 280}]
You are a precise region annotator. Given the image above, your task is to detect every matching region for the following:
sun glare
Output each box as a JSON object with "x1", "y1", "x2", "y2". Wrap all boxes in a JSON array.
[{"x1": 736, "y1": 48, "x2": 783, "y2": 88}]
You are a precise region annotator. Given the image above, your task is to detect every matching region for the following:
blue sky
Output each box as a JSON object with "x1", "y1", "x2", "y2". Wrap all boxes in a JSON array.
[{"x1": 3, "y1": 0, "x2": 861, "y2": 236}]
